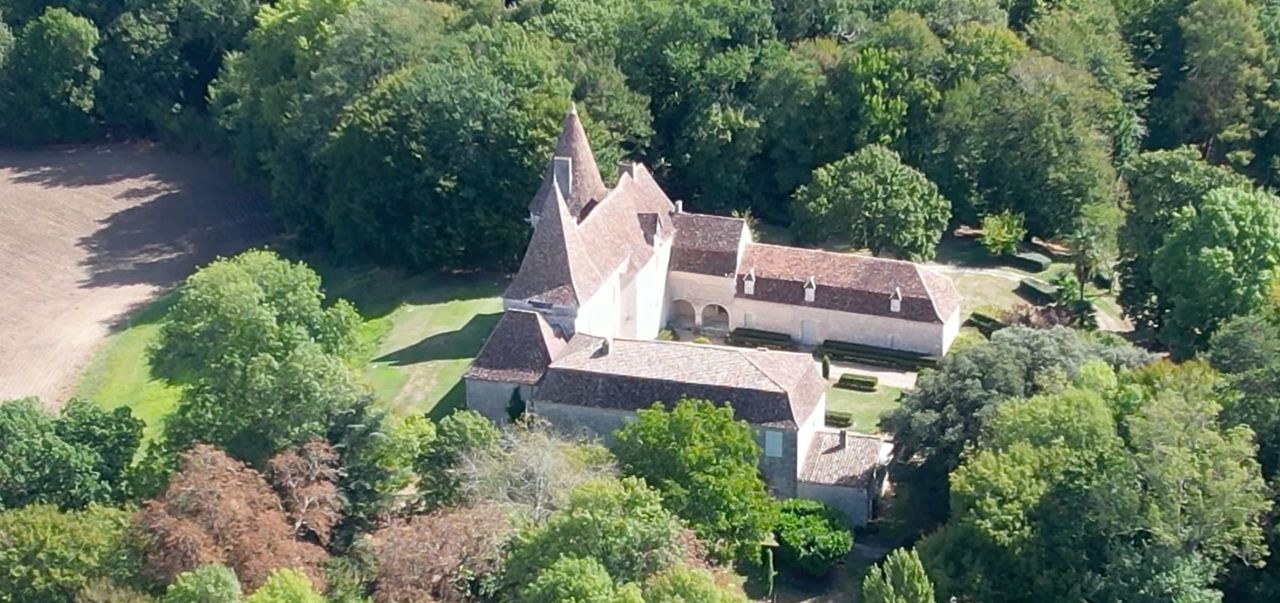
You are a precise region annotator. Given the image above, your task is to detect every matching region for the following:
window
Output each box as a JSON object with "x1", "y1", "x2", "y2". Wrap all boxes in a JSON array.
[
  {"x1": 890, "y1": 298, "x2": 901, "y2": 313},
  {"x1": 764, "y1": 431, "x2": 783, "y2": 458},
  {"x1": 744, "y1": 270, "x2": 755, "y2": 295},
  {"x1": 804, "y1": 277, "x2": 816, "y2": 303}
]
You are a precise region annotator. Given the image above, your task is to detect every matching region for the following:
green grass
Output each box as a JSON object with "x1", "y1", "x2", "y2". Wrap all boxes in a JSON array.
[
  {"x1": 72, "y1": 262, "x2": 505, "y2": 438},
  {"x1": 824, "y1": 385, "x2": 904, "y2": 434}
]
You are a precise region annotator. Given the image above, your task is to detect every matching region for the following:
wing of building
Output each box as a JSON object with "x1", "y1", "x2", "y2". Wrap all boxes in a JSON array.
[{"x1": 463, "y1": 103, "x2": 961, "y2": 525}]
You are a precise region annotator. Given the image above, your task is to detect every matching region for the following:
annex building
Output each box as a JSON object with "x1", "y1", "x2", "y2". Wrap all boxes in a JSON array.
[{"x1": 464, "y1": 105, "x2": 962, "y2": 524}]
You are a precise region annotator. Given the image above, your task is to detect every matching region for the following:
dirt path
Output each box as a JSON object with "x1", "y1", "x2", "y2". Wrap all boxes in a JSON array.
[{"x1": 0, "y1": 144, "x2": 274, "y2": 405}]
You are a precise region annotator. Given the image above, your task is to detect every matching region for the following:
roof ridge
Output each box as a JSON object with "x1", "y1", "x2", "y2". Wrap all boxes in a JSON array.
[
  {"x1": 913, "y1": 264, "x2": 944, "y2": 322},
  {"x1": 746, "y1": 242, "x2": 922, "y2": 268}
]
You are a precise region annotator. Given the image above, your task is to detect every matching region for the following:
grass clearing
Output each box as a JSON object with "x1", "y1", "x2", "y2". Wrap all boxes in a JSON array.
[
  {"x1": 825, "y1": 385, "x2": 904, "y2": 434},
  {"x1": 73, "y1": 260, "x2": 506, "y2": 437}
]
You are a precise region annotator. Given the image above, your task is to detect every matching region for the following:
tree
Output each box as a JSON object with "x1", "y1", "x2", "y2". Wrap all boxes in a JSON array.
[
  {"x1": 163, "y1": 564, "x2": 242, "y2": 603},
  {"x1": 942, "y1": 21, "x2": 1028, "y2": 86},
  {"x1": 1172, "y1": 0, "x2": 1272, "y2": 164},
  {"x1": 95, "y1": 8, "x2": 187, "y2": 134},
  {"x1": 266, "y1": 441, "x2": 342, "y2": 547},
  {"x1": 861, "y1": 548, "x2": 936, "y2": 603},
  {"x1": 368, "y1": 503, "x2": 512, "y2": 603},
  {"x1": 503, "y1": 478, "x2": 684, "y2": 589},
  {"x1": 641, "y1": 564, "x2": 749, "y2": 603},
  {"x1": 1210, "y1": 312, "x2": 1280, "y2": 375},
  {"x1": 414, "y1": 409, "x2": 499, "y2": 511},
  {"x1": 136, "y1": 445, "x2": 327, "y2": 592},
  {"x1": 1151, "y1": 186, "x2": 1280, "y2": 356},
  {"x1": 523, "y1": 556, "x2": 635, "y2": 603},
  {"x1": 153, "y1": 250, "x2": 366, "y2": 464},
  {"x1": 773, "y1": 499, "x2": 854, "y2": 578},
  {"x1": 791, "y1": 145, "x2": 949, "y2": 260},
  {"x1": 0, "y1": 7, "x2": 100, "y2": 144},
  {"x1": 243, "y1": 569, "x2": 323, "y2": 603},
  {"x1": 1117, "y1": 147, "x2": 1250, "y2": 335},
  {"x1": 881, "y1": 326, "x2": 1150, "y2": 527},
  {"x1": 0, "y1": 504, "x2": 142, "y2": 603},
  {"x1": 979, "y1": 211, "x2": 1026, "y2": 257},
  {"x1": 55, "y1": 398, "x2": 144, "y2": 490},
  {"x1": 612, "y1": 399, "x2": 779, "y2": 562}
]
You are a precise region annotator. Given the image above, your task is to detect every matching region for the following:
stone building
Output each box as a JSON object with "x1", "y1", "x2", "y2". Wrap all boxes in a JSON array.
[{"x1": 463, "y1": 104, "x2": 963, "y2": 524}]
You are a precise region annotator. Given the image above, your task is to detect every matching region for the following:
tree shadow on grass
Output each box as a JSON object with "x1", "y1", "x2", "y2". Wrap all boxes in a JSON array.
[
  {"x1": 374, "y1": 312, "x2": 503, "y2": 366},
  {"x1": 427, "y1": 380, "x2": 467, "y2": 422}
]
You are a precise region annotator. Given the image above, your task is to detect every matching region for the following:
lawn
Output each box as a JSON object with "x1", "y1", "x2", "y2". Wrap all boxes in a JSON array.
[
  {"x1": 73, "y1": 260, "x2": 505, "y2": 438},
  {"x1": 824, "y1": 385, "x2": 904, "y2": 434}
]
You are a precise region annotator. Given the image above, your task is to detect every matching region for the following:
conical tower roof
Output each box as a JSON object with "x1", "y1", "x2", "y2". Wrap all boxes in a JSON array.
[
  {"x1": 529, "y1": 103, "x2": 609, "y2": 218},
  {"x1": 506, "y1": 177, "x2": 606, "y2": 307}
]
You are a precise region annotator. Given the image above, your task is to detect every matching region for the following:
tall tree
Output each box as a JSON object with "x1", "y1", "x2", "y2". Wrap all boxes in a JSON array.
[
  {"x1": 612, "y1": 399, "x2": 779, "y2": 562},
  {"x1": 1151, "y1": 186, "x2": 1280, "y2": 356},
  {"x1": 791, "y1": 144, "x2": 950, "y2": 260},
  {"x1": 0, "y1": 7, "x2": 100, "y2": 144},
  {"x1": 861, "y1": 548, "x2": 936, "y2": 603}
]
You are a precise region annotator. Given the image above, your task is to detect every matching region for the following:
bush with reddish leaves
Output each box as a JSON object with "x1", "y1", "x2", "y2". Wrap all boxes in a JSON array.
[
  {"x1": 367, "y1": 503, "x2": 511, "y2": 603},
  {"x1": 268, "y1": 440, "x2": 343, "y2": 547}
]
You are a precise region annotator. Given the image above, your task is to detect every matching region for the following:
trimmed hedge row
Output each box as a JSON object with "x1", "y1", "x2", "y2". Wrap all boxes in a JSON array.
[
  {"x1": 1009, "y1": 251, "x2": 1052, "y2": 273},
  {"x1": 726, "y1": 327, "x2": 795, "y2": 350},
  {"x1": 966, "y1": 312, "x2": 1005, "y2": 337},
  {"x1": 835, "y1": 374, "x2": 878, "y2": 391},
  {"x1": 819, "y1": 339, "x2": 939, "y2": 371},
  {"x1": 826, "y1": 411, "x2": 854, "y2": 428},
  {"x1": 1018, "y1": 277, "x2": 1058, "y2": 304}
]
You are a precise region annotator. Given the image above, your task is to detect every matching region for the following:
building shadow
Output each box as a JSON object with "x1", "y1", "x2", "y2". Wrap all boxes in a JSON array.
[{"x1": 374, "y1": 312, "x2": 503, "y2": 366}]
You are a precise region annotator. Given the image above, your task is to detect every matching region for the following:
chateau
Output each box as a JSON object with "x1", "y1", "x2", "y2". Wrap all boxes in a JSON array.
[{"x1": 464, "y1": 105, "x2": 962, "y2": 524}]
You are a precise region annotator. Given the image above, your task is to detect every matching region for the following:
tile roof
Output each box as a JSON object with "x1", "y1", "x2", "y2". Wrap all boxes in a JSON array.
[
  {"x1": 504, "y1": 183, "x2": 606, "y2": 306},
  {"x1": 737, "y1": 243, "x2": 961, "y2": 323},
  {"x1": 465, "y1": 310, "x2": 567, "y2": 385},
  {"x1": 670, "y1": 213, "x2": 746, "y2": 276},
  {"x1": 535, "y1": 337, "x2": 825, "y2": 429},
  {"x1": 799, "y1": 431, "x2": 890, "y2": 488},
  {"x1": 529, "y1": 105, "x2": 609, "y2": 219}
]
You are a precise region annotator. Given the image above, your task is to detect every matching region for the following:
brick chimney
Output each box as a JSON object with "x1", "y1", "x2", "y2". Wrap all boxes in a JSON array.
[
  {"x1": 553, "y1": 156, "x2": 572, "y2": 201},
  {"x1": 674, "y1": 200, "x2": 683, "y2": 213},
  {"x1": 839, "y1": 429, "x2": 848, "y2": 449}
]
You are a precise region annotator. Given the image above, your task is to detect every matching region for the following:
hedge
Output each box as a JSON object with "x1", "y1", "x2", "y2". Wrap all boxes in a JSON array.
[
  {"x1": 1009, "y1": 251, "x2": 1052, "y2": 273},
  {"x1": 825, "y1": 411, "x2": 854, "y2": 428},
  {"x1": 966, "y1": 312, "x2": 1005, "y2": 337},
  {"x1": 818, "y1": 339, "x2": 939, "y2": 372},
  {"x1": 1018, "y1": 277, "x2": 1058, "y2": 305},
  {"x1": 774, "y1": 499, "x2": 854, "y2": 578},
  {"x1": 726, "y1": 328, "x2": 795, "y2": 350},
  {"x1": 835, "y1": 374, "x2": 878, "y2": 391}
]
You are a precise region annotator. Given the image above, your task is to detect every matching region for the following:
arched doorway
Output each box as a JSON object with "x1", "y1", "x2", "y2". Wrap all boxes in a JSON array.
[
  {"x1": 701, "y1": 304, "x2": 730, "y2": 332},
  {"x1": 669, "y1": 299, "x2": 696, "y2": 330}
]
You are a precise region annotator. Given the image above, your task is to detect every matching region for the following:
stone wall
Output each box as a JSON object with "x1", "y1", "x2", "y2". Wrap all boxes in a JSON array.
[
  {"x1": 666, "y1": 271, "x2": 738, "y2": 330},
  {"x1": 465, "y1": 379, "x2": 537, "y2": 426},
  {"x1": 796, "y1": 481, "x2": 873, "y2": 526},
  {"x1": 732, "y1": 297, "x2": 954, "y2": 355}
]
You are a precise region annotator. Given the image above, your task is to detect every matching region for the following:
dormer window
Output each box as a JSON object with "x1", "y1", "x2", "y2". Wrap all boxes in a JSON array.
[
  {"x1": 744, "y1": 269, "x2": 755, "y2": 295},
  {"x1": 804, "y1": 277, "x2": 816, "y2": 302},
  {"x1": 890, "y1": 287, "x2": 902, "y2": 313}
]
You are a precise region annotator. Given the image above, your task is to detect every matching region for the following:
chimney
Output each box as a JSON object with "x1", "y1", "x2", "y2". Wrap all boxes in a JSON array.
[
  {"x1": 839, "y1": 429, "x2": 848, "y2": 449},
  {"x1": 553, "y1": 156, "x2": 573, "y2": 200},
  {"x1": 617, "y1": 160, "x2": 636, "y2": 179},
  {"x1": 674, "y1": 200, "x2": 683, "y2": 213},
  {"x1": 602, "y1": 335, "x2": 613, "y2": 355}
]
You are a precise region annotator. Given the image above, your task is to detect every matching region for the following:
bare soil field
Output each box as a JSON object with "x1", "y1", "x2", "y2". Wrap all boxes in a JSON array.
[{"x1": 0, "y1": 144, "x2": 274, "y2": 405}]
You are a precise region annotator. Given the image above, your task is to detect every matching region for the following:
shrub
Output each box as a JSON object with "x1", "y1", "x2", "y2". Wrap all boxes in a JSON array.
[
  {"x1": 1017, "y1": 277, "x2": 1058, "y2": 304},
  {"x1": 693, "y1": 336, "x2": 712, "y2": 344},
  {"x1": 966, "y1": 312, "x2": 1005, "y2": 337},
  {"x1": 825, "y1": 411, "x2": 855, "y2": 428},
  {"x1": 0, "y1": 504, "x2": 143, "y2": 602},
  {"x1": 821, "y1": 354, "x2": 831, "y2": 379},
  {"x1": 835, "y1": 374, "x2": 879, "y2": 392},
  {"x1": 979, "y1": 211, "x2": 1026, "y2": 257},
  {"x1": 522, "y1": 556, "x2": 623, "y2": 603},
  {"x1": 774, "y1": 499, "x2": 853, "y2": 578},
  {"x1": 725, "y1": 328, "x2": 794, "y2": 350},
  {"x1": 244, "y1": 569, "x2": 324, "y2": 603},
  {"x1": 1009, "y1": 251, "x2": 1052, "y2": 273},
  {"x1": 163, "y1": 564, "x2": 241, "y2": 603},
  {"x1": 657, "y1": 329, "x2": 677, "y2": 341}
]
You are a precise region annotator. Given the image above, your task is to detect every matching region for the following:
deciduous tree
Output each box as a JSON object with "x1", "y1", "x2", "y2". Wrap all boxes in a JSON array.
[{"x1": 0, "y1": 7, "x2": 100, "y2": 144}]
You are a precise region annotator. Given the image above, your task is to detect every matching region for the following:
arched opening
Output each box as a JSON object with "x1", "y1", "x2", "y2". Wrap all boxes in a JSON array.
[
  {"x1": 701, "y1": 304, "x2": 730, "y2": 332},
  {"x1": 669, "y1": 300, "x2": 696, "y2": 330}
]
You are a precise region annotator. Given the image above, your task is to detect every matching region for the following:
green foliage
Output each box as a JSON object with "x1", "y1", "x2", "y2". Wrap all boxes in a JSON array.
[
  {"x1": 1151, "y1": 187, "x2": 1280, "y2": 356},
  {"x1": 861, "y1": 548, "x2": 935, "y2": 603},
  {"x1": 612, "y1": 399, "x2": 779, "y2": 562},
  {"x1": 641, "y1": 564, "x2": 748, "y2": 602},
  {"x1": 791, "y1": 144, "x2": 949, "y2": 260},
  {"x1": 243, "y1": 569, "x2": 323, "y2": 603},
  {"x1": 504, "y1": 477, "x2": 684, "y2": 589},
  {"x1": 773, "y1": 499, "x2": 853, "y2": 578},
  {"x1": 162, "y1": 564, "x2": 242, "y2": 603},
  {"x1": 0, "y1": 7, "x2": 99, "y2": 144},
  {"x1": 0, "y1": 398, "x2": 141, "y2": 509},
  {"x1": 153, "y1": 250, "x2": 367, "y2": 464},
  {"x1": 415, "y1": 409, "x2": 499, "y2": 510},
  {"x1": 522, "y1": 556, "x2": 627, "y2": 603},
  {"x1": 0, "y1": 504, "x2": 142, "y2": 603},
  {"x1": 979, "y1": 211, "x2": 1026, "y2": 257}
]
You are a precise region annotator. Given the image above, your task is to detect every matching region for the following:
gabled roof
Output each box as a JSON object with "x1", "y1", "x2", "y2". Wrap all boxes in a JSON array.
[
  {"x1": 504, "y1": 182, "x2": 606, "y2": 307},
  {"x1": 465, "y1": 310, "x2": 567, "y2": 385},
  {"x1": 736, "y1": 243, "x2": 962, "y2": 323},
  {"x1": 670, "y1": 213, "x2": 747, "y2": 276},
  {"x1": 536, "y1": 336, "x2": 826, "y2": 429},
  {"x1": 529, "y1": 104, "x2": 609, "y2": 219},
  {"x1": 800, "y1": 432, "x2": 890, "y2": 488}
]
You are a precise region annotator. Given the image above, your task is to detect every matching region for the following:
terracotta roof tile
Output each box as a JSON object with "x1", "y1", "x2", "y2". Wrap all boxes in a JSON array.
[
  {"x1": 529, "y1": 105, "x2": 609, "y2": 218},
  {"x1": 671, "y1": 213, "x2": 746, "y2": 276},
  {"x1": 465, "y1": 310, "x2": 567, "y2": 385},
  {"x1": 737, "y1": 243, "x2": 961, "y2": 323},
  {"x1": 535, "y1": 337, "x2": 826, "y2": 429},
  {"x1": 799, "y1": 432, "x2": 890, "y2": 488},
  {"x1": 504, "y1": 184, "x2": 606, "y2": 306}
]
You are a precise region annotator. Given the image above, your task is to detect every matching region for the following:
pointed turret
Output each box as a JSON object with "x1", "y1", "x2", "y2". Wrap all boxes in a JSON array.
[
  {"x1": 529, "y1": 103, "x2": 609, "y2": 220},
  {"x1": 506, "y1": 176, "x2": 606, "y2": 307}
]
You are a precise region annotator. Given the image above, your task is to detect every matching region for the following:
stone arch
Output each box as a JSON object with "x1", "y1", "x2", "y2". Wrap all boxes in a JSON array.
[
  {"x1": 701, "y1": 303, "x2": 730, "y2": 332},
  {"x1": 669, "y1": 299, "x2": 696, "y2": 330}
]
